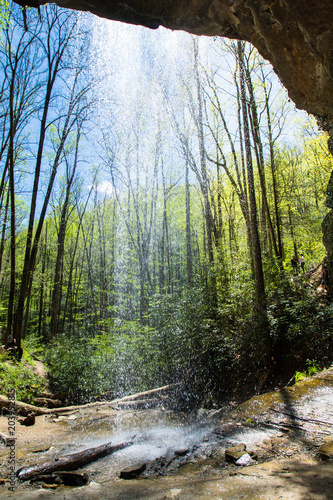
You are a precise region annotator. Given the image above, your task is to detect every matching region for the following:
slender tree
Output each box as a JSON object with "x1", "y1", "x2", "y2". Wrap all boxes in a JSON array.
[
  {"x1": 50, "y1": 123, "x2": 82, "y2": 340},
  {"x1": 237, "y1": 41, "x2": 269, "y2": 336},
  {"x1": 12, "y1": 7, "x2": 91, "y2": 349}
]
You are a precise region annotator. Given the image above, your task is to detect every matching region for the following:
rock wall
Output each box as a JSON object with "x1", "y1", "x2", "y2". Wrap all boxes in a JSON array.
[
  {"x1": 14, "y1": 0, "x2": 333, "y2": 276},
  {"x1": 318, "y1": 117, "x2": 333, "y2": 282}
]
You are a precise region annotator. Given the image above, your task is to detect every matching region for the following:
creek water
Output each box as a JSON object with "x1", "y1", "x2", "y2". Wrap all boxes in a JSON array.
[
  {"x1": 1, "y1": 370, "x2": 333, "y2": 499},
  {"x1": 45, "y1": 375, "x2": 333, "y2": 485},
  {"x1": 18, "y1": 406, "x2": 283, "y2": 484}
]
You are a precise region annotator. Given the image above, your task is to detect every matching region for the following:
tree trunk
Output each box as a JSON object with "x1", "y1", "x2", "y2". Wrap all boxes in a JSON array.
[
  {"x1": 50, "y1": 129, "x2": 80, "y2": 340},
  {"x1": 246, "y1": 66, "x2": 278, "y2": 258},
  {"x1": 6, "y1": 123, "x2": 16, "y2": 349},
  {"x1": 238, "y1": 41, "x2": 269, "y2": 337},
  {"x1": 37, "y1": 223, "x2": 48, "y2": 340},
  {"x1": 185, "y1": 159, "x2": 193, "y2": 286},
  {"x1": 193, "y1": 38, "x2": 217, "y2": 309},
  {"x1": 0, "y1": 186, "x2": 9, "y2": 280},
  {"x1": 262, "y1": 72, "x2": 284, "y2": 261},
  {"x1": 288, "y1": 205, "x2": 298, "y2": 261}
]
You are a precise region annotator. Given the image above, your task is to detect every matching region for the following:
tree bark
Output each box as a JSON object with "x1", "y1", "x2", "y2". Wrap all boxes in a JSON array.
[
  {"x1": 50, "y1": 127, "x2": 80, "y2": 340},
  {"x1": 262, "y1": 68, "x2": 284, "y2": 261},
  {"x1": 185, "y1": 159, "x2": 193, "y2": 286},
  {"x1": 17, "y1": 438, "x2": 134, "y2": 481},
  {"x1": 192, "y1": 38, "x2": 217, "y2": 308},
  {"x1": 245, "y1": 61, "x2": 278, "y2": 258},
  {"x1": 238, "y1": 41, "x2": 269, "y2": 336}
]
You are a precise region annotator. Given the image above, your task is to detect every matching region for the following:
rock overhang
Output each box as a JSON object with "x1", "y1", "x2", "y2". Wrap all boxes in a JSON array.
[{"x1": 12, "y1": 0, "x2": 333, "y2": 120}]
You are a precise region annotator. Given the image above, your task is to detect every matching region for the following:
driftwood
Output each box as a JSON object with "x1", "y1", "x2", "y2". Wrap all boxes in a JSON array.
[
  {"x1": 0, "y1": 383, "x2": 180, "y2": 416},
  {"x1": 17, "y1": 437, "x2": 134, "y2": 481}
]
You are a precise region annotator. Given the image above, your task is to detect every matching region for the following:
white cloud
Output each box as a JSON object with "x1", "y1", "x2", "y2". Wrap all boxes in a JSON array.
[{"x1": 96, "y1": 180, "x2": 115, "y2": 197}]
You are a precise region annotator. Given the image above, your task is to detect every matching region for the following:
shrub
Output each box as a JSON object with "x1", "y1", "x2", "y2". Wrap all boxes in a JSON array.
[{"x1": 0, "y1": 354, "x2": 46, "y2": 403}]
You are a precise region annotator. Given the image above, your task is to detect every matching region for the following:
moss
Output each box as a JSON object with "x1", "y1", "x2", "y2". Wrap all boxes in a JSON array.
[{"x1": 236, "y1": 367, "x2": 333, "y2": 420}]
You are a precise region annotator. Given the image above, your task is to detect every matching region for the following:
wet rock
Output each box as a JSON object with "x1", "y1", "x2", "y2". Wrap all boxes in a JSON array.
[
  {"x1": 196, "y1": 408, "x2": 224, "y2": 420},
  {"x1": 31, "y1": 471, "x2": 89, "y2": 487},
  {"x1": 319, "y1": 440, "x2": 333, "y2": 460},
  {"x1": 57, "y1": 471, "x2": 89, "y2": 486},
  {"x1": 235, "y1": 453, "x2": 255, "y2": 466},
  {"x1": 119, "y1": 463, "x2": 147, "y2": 479},
  {"x1": 175, "y1": 447, "x2": 190, "y2": 457},
  {"x1": 19, "y1": 414, "x2": 36, "y2": 426},
  {"x1": 143, "y1": 456, "x2": 168, "y2": 476},
  {"x1": 138, "y1": 449, "x2": 192, "y2": 478},
  {"x1": 225, "y1": 443, "x2": 246, "y2": 463},
  {"x1": 213, "y1": 422, "x2": 243, "y2": 437}
]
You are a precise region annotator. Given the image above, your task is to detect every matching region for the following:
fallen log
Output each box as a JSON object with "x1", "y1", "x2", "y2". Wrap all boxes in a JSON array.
[
  {"x1": 116, "y1": 398, "x2": 159, "y2": 409},
  {"x1": 0, "y1": 396, "x2": 49, "y2": 416},
  {"x1": 100, "y1": 382, "x2": 181, "y2": 403},
  {"x1": 33, "y1": 397, "x2": 63, "y2": 408},
  {"x1": 17, "y1": 437, "x2": 134, "y2": 481},
  {"x1": 0, "y1": 383, "x2": 181, "y2": 416}
]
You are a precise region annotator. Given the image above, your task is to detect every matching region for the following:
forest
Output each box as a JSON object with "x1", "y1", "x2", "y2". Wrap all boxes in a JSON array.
[{"x1": 0, "y1": 3, "x2": 332, "y2": 408}]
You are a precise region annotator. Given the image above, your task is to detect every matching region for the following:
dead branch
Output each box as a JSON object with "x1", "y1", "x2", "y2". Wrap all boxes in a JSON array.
[{"x1": 0, "y1": 383, "x2": 180, "y2": 416}]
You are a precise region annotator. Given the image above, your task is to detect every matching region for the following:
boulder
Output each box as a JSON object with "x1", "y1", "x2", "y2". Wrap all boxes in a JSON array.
[
  {"x1": 235, "y1": 453, "x2": 255, "y2": 466},
  {"x1": 319, "y1": 440, "x2": 333, "y2": 460},
  {"x1": 225, "y1": 443, "x2": 247, "y2": 463},
  {"x1": 19, "y1": 414, "x2": 36, "y2": 426},
  {"x1": 119, "y1": 463, "x2": 147, "y2": 479}
]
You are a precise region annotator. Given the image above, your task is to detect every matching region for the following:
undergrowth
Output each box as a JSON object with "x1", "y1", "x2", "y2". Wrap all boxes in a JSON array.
[{"x1": 0, "y1": 353, "x2": 46, "y2": 403}]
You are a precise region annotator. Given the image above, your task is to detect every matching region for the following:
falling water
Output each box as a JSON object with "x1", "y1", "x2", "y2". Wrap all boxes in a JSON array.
[{"x1": 21, "y1": 9, "x2": 314, "y2": 481}]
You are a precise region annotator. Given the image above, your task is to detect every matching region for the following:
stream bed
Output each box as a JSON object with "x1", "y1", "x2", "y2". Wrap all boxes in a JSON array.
[{"x1": 1, "y1": 368, "x2": 333, "y2": 499}]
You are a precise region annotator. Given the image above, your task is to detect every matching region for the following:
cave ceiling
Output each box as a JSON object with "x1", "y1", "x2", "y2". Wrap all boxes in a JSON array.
[{"x1": 14, "y1": 1, "x2": 333, "y2": 121}]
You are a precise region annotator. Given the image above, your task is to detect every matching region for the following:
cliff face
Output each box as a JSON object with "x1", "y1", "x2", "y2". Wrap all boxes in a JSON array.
[{"x1": 14, "y1": 0, "x2": 333, "y2": 271}]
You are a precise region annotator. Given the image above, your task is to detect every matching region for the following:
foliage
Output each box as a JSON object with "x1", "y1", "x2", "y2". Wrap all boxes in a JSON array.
[
  {"x1": 22, "y1": 335, "x2": 45, "y2": 361},
  {"x1": 0, "y1": 0, "x2": 9, "y2": 27},
  {"x1": 0, "y1": 13, "x2": 332, "y2": 408},
  {"x1": 44, "y1": 336, "x2": 100, "y2": 404},
  {"x1": 295, "y1": 359, "x2": 320, "y2": 383},
  {"x1": 0, "y1": 354, "x2": 47, "y2": 403},
  {"x1": 268, "y1": 281, "x2": 333, "y2": 382}
]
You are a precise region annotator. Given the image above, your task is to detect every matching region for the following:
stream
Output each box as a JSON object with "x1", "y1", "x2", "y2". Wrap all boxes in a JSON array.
[{"x1": 1, "y1": 368, "x2": 333, "y2": 499}]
